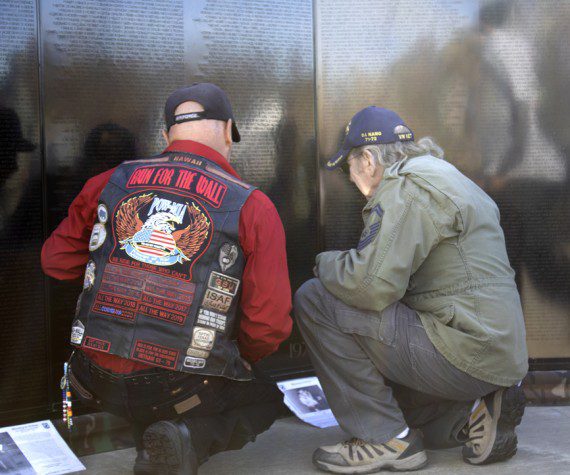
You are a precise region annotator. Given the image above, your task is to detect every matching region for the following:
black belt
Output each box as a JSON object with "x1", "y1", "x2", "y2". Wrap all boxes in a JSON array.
[{"x1": 73, "y1": 350, "x2": 190, "y2": 387}]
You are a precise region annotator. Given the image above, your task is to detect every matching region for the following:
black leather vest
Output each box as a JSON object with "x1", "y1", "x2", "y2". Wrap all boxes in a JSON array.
[{"x1": 71, "y1": 151, "x2": 255, "y2": 380}]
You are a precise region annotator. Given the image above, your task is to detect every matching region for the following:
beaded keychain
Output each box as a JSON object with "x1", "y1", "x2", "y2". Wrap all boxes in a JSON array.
[{"x1": 61, "y1": 361, "x2": 73, "y2": 429}]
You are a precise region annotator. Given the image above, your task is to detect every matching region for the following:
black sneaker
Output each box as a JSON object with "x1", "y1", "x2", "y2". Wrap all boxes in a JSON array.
[
  {"x1": 142, "y1": 420, "x2": 198, "y2": 475},
  {"x1": 313, "y1": 429, "x2": 427, "y2": 473},
  {"x1": 462, "y1": 385, "x2": 526, "y2": 465}
]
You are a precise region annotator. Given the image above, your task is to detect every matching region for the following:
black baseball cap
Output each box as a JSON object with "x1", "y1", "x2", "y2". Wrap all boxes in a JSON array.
[
  {"x1": 326, "y1": 106, "x2": 413, "y2": 170},
  {"x1": 164, "y1": 83, "x2": 240, "y2": 142}
]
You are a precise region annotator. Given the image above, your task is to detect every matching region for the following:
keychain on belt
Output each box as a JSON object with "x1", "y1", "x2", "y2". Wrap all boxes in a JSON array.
[{"x1": 61, "y1": 353, "x2": 74, "y2": 430}]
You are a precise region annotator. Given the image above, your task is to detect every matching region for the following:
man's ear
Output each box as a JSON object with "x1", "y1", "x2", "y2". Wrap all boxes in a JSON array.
[
  {"x1": 162, "y1": 129, "x2": 171, "y2": 146},
  {"x1": 224, "y1": 120, "x2": 233, "y2": 146},
  {"x1": 362, "y1": 149, "x2": 376, "y2": 175}
]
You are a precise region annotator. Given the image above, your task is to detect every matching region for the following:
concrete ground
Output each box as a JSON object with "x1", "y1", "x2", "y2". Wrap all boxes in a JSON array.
[{"x1": 75, "y1": 406, "x2": 570, "y2": 474}]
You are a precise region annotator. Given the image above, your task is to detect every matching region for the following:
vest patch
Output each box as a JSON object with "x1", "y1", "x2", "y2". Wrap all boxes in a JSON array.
[
  {"x1": 70, "y1": 320, "x2": 85, "y2": 345},
  {"x1": 131, "y1": 340, "x2": 179, "y2": 369},
  {"x1": 186, "y1": 347, "x2": 210, "y2": 358},
  {"x1": 89, "y1": 223, "x2": 107, "y2": 251},
  {"x1": 111, "y1": 192, "x2": 213, "y2": 281},
  {"x1": 219, "y1": 243, "x2": 238, "y2": 272},
  {"x1": 191, "y1": 326, "x2": 216, "y2": 350},
  {"x1": 126, "y1": 165, "x2": 228, "y2": 208},
  {"x1": 197, "y1": 307, "x2": 227, "y2": 332},
  {"x1": 184, "y1": 356, "x2": 206, "y2": 369},
  {"x1": 97, "y1": 203, "x2": 108, "y2": 223},
  {"x1": 83, "y1": 336, "x2": 110, "y2": 353},
  {"x1": 91, "y1": 264, "x2": 196, "y2": 325},
  {"x1": 202, "y1": 288, "x2": 233, "y2": 312},
  {"x1": 84, "y1": 261, "x2": 96, "y2": 290},
  {"x1": 208, "y1": 272, "x2": 240, "y2": 296}
]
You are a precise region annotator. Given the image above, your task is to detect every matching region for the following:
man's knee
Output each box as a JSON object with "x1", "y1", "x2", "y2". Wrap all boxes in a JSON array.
[
  {"x1": 293, "y1": 278, "x2": 326, "y2": 327},
  {"x1": 293, "y1": 278, "x2": 323, "y2": 317}
]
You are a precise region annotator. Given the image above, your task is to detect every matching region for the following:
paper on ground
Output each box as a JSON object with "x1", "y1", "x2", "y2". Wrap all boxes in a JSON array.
[
  {"x1": 277, "y1": 376, "x2": 339, "y2": 428},
  {"x1": 0, "y1": 420, "x2": 85, "y2": 474}
]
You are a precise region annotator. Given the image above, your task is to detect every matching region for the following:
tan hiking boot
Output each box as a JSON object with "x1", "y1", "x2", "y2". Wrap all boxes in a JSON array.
[
  {"x1": 312, "y1": 429, "x2": 427, "y2": 473},
  {"x1": 462, "y1": 385, "x2": 526, "y2": 465}
]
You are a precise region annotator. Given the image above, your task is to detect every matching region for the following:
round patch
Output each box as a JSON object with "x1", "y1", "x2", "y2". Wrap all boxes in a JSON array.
[
  {"x1": 89, "y1": 223, "x2": 107, "y2": 251},
  {"x1": 97, "y1": 204, "x2": 108, "y2": 223},
  {"x1": 84, "y1": 261, "x2": 96, "y2": 290}
]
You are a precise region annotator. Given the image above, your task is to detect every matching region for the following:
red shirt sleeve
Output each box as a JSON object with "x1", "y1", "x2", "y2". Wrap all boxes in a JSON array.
[
  {"x1": 237, "y1": 190, "x2": 293, "y2": 363},
  {"x1": 41, "y1": 168, "x2": 115, "y2": 279}
]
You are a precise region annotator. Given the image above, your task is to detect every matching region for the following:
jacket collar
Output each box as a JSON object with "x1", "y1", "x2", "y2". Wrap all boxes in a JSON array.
[{"x1": 163, "y1": 140, "x2": 241, "y2": 179}]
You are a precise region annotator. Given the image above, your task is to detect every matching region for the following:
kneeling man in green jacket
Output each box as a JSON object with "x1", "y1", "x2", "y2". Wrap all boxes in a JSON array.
[{"x1": 295, "y1": 106, "x2": 528, "y2": 473}]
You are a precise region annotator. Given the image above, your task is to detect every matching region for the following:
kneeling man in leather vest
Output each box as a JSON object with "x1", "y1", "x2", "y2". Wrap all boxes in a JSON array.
[{"x1": 42, "y1": 83, "x2": 293, "y2": 474}]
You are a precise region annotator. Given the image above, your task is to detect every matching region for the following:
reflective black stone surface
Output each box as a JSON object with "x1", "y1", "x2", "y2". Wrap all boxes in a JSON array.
[
  {"x1": 0, "y1": 0, "x2": 46, "y2": 423},
  {"x1": 1, "y1": 0, "x2": 569, "y2": 424}
]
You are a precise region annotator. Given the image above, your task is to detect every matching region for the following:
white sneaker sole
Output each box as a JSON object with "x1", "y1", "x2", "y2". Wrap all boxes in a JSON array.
[{"x1": 314, "y1": 450, "x2": 428, "y2": 474}]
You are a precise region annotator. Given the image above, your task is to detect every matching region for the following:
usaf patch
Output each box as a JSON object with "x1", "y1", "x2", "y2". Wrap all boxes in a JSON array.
[
  {"x1": 184, "y1": 356, "x2": 206, "y2": 369},
  {"x1": 191, "y1": 326, "x2": 216, "y2": 350},
  {"x1": 208, "y1": 272, "x2": 240, "y2": 296},
  {"x1": 219, "y1": 243, "x2": 238, "y2": 272}
]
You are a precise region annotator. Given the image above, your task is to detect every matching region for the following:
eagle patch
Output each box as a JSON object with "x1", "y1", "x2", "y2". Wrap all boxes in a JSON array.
[{"x1": 112, "y1": 193, "x2": 213, "y2": 277}]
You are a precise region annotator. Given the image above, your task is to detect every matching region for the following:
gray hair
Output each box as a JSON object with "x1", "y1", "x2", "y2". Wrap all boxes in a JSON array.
[{"x1": 349, "y1": 137, "x2": 444, "y2": 168}]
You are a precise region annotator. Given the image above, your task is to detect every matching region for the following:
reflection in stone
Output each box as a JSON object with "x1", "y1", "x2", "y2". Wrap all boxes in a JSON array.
[{"x1": 316, "y1": 0, "x2": 570, "y2": 360}]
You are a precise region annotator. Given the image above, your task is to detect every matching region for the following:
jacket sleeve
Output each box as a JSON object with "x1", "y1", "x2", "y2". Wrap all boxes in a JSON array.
[
  {"x1": 237, "y1": 190, "x2": 293, "y2": 363},
  {"x1": 316, "y1": 179, "x2": 451, "y2": 312},
  {"x1": 41, "y1": 169, "x2": 114, "y2": 280}
]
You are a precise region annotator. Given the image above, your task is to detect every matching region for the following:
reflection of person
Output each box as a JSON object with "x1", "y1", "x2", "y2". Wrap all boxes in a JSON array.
[
  {"x1": 0, "y1": 107, "x2": 35, "y2": 187},
  {"x1": 295, "y1": 107, "x2": 528, "y2": 472},
  {"x1": 41, "y1": 83, "x2": 292, "y2": 474}
]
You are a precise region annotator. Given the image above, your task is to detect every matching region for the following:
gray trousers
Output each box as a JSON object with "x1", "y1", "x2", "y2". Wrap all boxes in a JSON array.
[{"x1": 294, "y1": 278, "x2": 500, "y2": 448}]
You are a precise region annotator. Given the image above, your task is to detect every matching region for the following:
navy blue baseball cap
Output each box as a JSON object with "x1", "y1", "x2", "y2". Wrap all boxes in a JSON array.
[
  {"x1": 326, "y1": 106, "x2": 413, "y2": 170},
  {"x1": 164, "y1": 83, "x2": 240, "y2": 142}
]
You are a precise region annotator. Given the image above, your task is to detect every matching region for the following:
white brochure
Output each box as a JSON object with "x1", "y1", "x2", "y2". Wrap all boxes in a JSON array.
[
  {"x1": 277, "y1": 376, "x2": 339, "y2": 428},
  {"x1": 0, "y1": 420, "x2": 85, "y2": 474}
]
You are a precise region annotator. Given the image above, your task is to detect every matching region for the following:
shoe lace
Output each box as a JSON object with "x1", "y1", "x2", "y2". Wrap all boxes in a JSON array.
[{"x1": 342, "y1": 438, "x2": 367, "y2": 447}]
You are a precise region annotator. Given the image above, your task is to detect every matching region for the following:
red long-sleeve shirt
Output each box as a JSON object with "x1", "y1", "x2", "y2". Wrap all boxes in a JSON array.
[{"x1": 42, "y1": 140, "x2": 292, "y2": 372}]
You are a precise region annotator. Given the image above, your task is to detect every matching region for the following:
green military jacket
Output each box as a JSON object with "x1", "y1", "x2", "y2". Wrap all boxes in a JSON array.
[{"x1": 316, "y1": 155, "x2": 528, "y2": 386}]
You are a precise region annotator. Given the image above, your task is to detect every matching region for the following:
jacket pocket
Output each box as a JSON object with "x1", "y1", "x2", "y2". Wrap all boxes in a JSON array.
[{"x1": 430, "y1": 304, "x2": 455, "y2": 326}]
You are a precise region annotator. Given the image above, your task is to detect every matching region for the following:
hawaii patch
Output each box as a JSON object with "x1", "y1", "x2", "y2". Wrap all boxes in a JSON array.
[{"x1": 111, "y1": 192, "x2": 213, "y2": 280}]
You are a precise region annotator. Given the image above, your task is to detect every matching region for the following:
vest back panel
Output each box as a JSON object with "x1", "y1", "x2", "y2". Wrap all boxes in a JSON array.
[{"x1": 71, "y1": 151, "x2": 255, "y2": 380}]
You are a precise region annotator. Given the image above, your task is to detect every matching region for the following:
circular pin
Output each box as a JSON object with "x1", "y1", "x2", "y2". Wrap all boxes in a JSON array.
[
  {"x1": 89, "y1": 223, "x2": 107, "y2": 251},
  {"x1": 97, "y1": 204, "x2": 108, "y2": 224}
]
